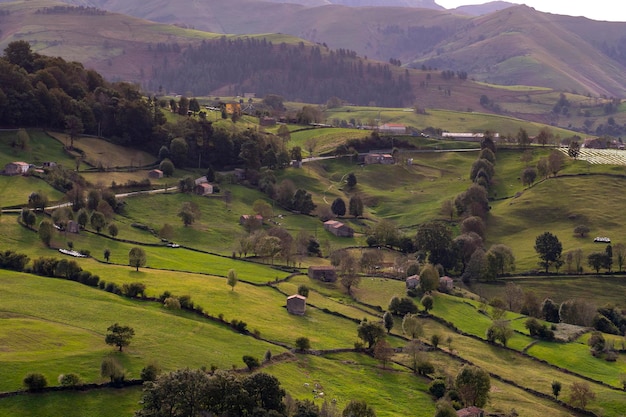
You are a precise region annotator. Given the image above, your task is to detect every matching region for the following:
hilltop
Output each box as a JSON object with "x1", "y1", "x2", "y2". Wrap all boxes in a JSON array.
[{"x1": 48, "y1": 0, "x2": 626, "y2": 97}]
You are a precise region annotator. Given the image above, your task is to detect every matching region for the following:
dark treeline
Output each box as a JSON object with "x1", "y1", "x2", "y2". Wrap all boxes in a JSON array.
[
  {"x1": 35, "y1": 6, "x2": 106, "y2": 15},
  {"x1": 148, "y1": 37, "x2": 413, "y2": 107},
  {"x1": 0, "y1": 41, "x2": 166, "y2": 153}
]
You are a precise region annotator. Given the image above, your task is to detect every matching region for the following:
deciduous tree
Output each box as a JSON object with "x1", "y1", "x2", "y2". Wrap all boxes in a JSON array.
[
  {"x1": 105, "y1": 323, "x2": 135, "y2": 352},
  {"x1": 129, "y1": 247, "x2": 147, "y2": 271},
  {"x1": 227, "y1": 269, "x2": 238, "y2": 291},
  {"x1": 535, "y1": 232, "x2": 562, "y2": 273},
  {"x1": 455, "y1": 366, "x2": 490, "y2": 407}
]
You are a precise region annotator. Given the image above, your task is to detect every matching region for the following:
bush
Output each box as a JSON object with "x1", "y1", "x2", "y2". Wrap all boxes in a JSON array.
[
  {"x1": 140, "y1": 362, "x2": 161, "y2": 381},
  {"x1": 295, "y1": 337, "x2": 311, "y2": 351},
  {"x1": 58, "y1": 373, "x2": 81, "y2": 387},
  {"x1": 242, "y1": 355, "x2": 260, "y2": 370},
  {"x1": 429, "y1": 379, "x2": 446, "y2": 399},
  {"x1": 164, "y1": 297, "x2": 181, "y2": 310},
  {"x1": 417, "y1": 361, "x2": 435, "y2": 376},
  {"x1": 24, "y1": 373, "x2": 48, "y2": 391}
]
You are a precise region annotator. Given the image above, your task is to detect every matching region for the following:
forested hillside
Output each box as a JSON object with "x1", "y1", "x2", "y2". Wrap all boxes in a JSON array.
[{"x1": 149, "y1": 37, "x2": 413, "y2": 106}]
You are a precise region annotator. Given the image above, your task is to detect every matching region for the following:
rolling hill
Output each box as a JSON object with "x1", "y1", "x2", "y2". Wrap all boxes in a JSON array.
[{"x1": 50, "y1": 0, "x2": 626, "y2": 97}]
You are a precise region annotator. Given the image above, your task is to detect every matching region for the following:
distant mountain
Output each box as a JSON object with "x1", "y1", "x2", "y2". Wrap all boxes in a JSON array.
[
  {"x1": 453, "y1": 1, "x2": 514, "y2": 16},
  {"x1": 4, "y1": 0, "x2": 626, "y2": 98}
]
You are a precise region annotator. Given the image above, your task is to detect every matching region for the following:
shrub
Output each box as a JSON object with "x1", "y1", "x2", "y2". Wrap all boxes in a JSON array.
[
  {"x1": 178, "y1": 295, "x2": 194, "y2": 309},
  {"x1": 140, "y1": 362, "x2": 161, "y2": 381},
  {"x1": 164, "y1": 297, "x2": 181, "y2": 310},
  {"x1": 295, "y1": 337, "x2": 311, "y2": 351},
  {"x1": 429, "y1": 379, "x2": 447, "y2": 399},
  {"x1": 417, "y1": 361, "x2": 435, "y2": 376},
  {"x1": 58, "y1": 373, "x2": 81, "y2": 387},
  {"x1": 242, "y1": 355, "x2": 260, "y2": 370},
  {"x1": 23, "y1": 373, "x2": 48, "y2": 391}
]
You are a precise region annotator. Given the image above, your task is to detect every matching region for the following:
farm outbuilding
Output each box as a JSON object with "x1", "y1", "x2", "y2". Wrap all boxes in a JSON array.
[
  {"x1": 439, "y1": 276, "x2": 454, "y2": 292},
  {"x1": 195, "y1": 183, "x2": 213, "y2": 195},
  {"x1": 4, "y1": 161, "x2": 30, "y2": 175},
  {"x1": 406, "y1": 275, "x2": 420, "y2": 289},
  {"x1": 457, "y1": 407, "x2": 484, "y2": 417},
  {"x1": 364, "y1": 153, "x2": 394, "y2": 165},
  {"x1": 323, "y1": 220, "x2": 354, "y2": 237},
  {"x1": 148, "y1": 169, "x2": 163, "y2": 179},
  {"x1": 308, "y1": 266, "x2": 337, "y2": 282},
  {"x1": 286, "y1": 294, "x2": 306, "y2": 315}
]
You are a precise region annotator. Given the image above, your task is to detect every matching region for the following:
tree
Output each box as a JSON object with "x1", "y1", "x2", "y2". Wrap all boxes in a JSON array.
[
  {"x1": 331, "y1": 198, "x2": 347, "y2": 216},
  {"x1": 129, "y1": 247, "x2": 147, "y2": 271},
  {"x1": 415, "y1": 222, "x2": 453, "y2": 268},
  {"x1": 552, "y1": 380, "x2": 562, "y2": 399},
  {"x1": 521, "y1": 167, "x2": 538, "y2": 186},
  {"x1": 28, "y1": 191, "x2": 48, "y2": 212},
  {"x1": 105, "y1": 323, "x2": 135, "y2": 352},
  {"x1": 568, "y1": 141, "x2": 581, "y2": 159},
  {"x1": 346, "y1": 172, "x2": 357, "y2": 188},
  {"x1": 357, "y1": 320, "x2": 386, "y2": 349},
  {"x1": 419, "y1": 263, "x2": 440, "y2": 292},
  {"x1": 548, "y1": 150, "x2": 565, "y2": 176},
  {"x1": 455, "y1": 366, "x2": 490, "y2": 407},
  {"x1": 486, "y1": 320, "x2": 513, "y2": 346},
  {"x1": 516, "y1": 127, "x2": 531, "y2": 147},
  {"x1": 383, "y1": 311, "x2": 394, "y2": 333},
  {"x1": 569, "y1": 382, "x2": 596, "y2": 410},
  {"x1": 242, "y1": 355, "x2": 260, "y2": 370},
  {"x1": 159, "y1": 158, "x2": 174, "y2": 177},
  {"x1": 441, "y1": 199, "x2": 455, "y2": 221},
  {"x1": 373, "y1": 339, "x2": 394, "y2": 369},
  {"x1": 587, "y1": 252, "x2": 607, "y2": 273},
  {"x1": 252, "y1": 199, "x2": 273, "y2": 219},
  {"x1": 485, "y1": 244, "x2": 515, "y2": 278},
  {"x1": 342, "y1": 400, "x2": 376, "y2": 417},
  {"x1": 433, "y1": 400, "x2": 457, "y2": 417},
  {"x1": 227, "y1": 269, "x2": 238, "y2": 291},
  {"x1": 297, "y1": 285, "x2": 309, "y2": 297},
  {"x1": 295, "y1": 337, "x2": 311, "y2": 351},
  {"x1": 388, "y1": 297, "x2": 418, "y2": 316},
  {"x1": 178, "y1": 201, "x2": 200, "y2": 226},
  {"x1": 21, "y1": 208, "x2": 36, "y2": 229},
  {"x1": 64, "y1": 114, "x2": 84, "y2": 149},
  {"x1": 90, "y1": 211, "x2": 106, "y2": 233},
  {"x1": 536, "y1": 127, "x2": 553, "y2": 146},
  {"x1": 614, "y1": 243, "x2": 626, "y2": 272},
  {"x1": 38, "y1": 220, "x2": 54, "y2": 247},
  {"x1": 504, "y1": 282, "x2": 524, "y2": 312},
  {"x1": 23, "y1": 373, "x2": 48, "y2": 391},
  {"x1": 574, "y1": 224, "x2": 590, "y2": 238},
  {"x1": 402, "y1": 314, "x2": 423, "y2": 339},
  {"x1": 421, "y1": 295, "x2": 434, "y2": 312},
  {"x1": 101, "y1": 357, "x2": 125, "y2": 384},
  {"x1": 348, "y1": 195, "x2": 364, "y2": 218},
  {"x1": 535, "y1": 232, "x2": 563, "y2": 273},
  {"x1": 104, "y1": 248, "x2": 111, "y2": 262},
  {"x1": 339, "y1": 253, "x2": 360, "y2": 295}
]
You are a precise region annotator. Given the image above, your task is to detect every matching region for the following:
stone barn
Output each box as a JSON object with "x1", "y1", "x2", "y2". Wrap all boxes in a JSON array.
[
  {"x1": 406, "y1": 275, "x2": 420, "y2": 289},
  {"x1": 4, "y1": 161, "x2": 30, "y2": 175},
  {"x1": 308, "y1": 265, "x2": 337, "y2": 282},
  {"x1": 286, "y1": 294, "x2": 306, "y2": 315},
  {"x1": 148, "y1": 169, "x2": 163, "y2": 179}
]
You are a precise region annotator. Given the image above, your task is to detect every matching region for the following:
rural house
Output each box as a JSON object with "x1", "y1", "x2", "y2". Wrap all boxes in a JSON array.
[
  {"x1": 148, "y1": 169, "x2": 163, "y2": 179},
  {"x1": 364, "y1": 153, "x2": 394, "y2": 165},
  {"x1": 4, "y1": 161, "x2": 30, "y2": 175},
  {"x1": 406, "y1": 275, "x2": 420, "y2": 289},
  {"x1": 323, "y1": 220, "x2": 354, "y2": 237},
  {"x1": 378, "y1": 123, "x2": 406, "y2": 134},
  {"x1": 457, "y1": 407, "x2": 484, "y2": 417},
  {"x1": 286, "y1": 294, "x2": 306, "y2": 315},
  {"x1": 195, "y1": 183, "x2": 213, "y2": 195},
  {"x1": 439, "y1": 276, "x2": 454, "y2": 292},
  {"x1": 308, "y1": 265, "x2": 337, "y2": 282},
  {"x1": 67, "y1": 221, "x2": 80, "y2": 234}
]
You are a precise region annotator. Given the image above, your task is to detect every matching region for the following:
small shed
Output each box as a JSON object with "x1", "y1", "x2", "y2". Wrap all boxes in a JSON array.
[
  {"x1": 286, "y1": 294, "x2": 306, "y2": 315},
  {"x1": 42, "y1": 161, "x2": 57, "y2": 169},
  {"x1": 323, "y1": 220, "x2": 354, "y2": 237},
  {"x1": 196, "y1": 183, "x2": 213, "y2": 195},
  {"x1": 439, "y1": 276, "x2": 454, "y2": 292},
  {"x1": 148, "y1": 169, "x2": 163, "y2": 179},
  {"x1": 457, "y1": 407, "x2": 484, "y2": 417},
  {"x1": 4, "y1": 161, "x2": 30, "y2": 175},
  {"x1": 239, "y1": 214, "x2": 263, "y2": 225},
  {"x1": 364, "y1": 153, "x2": 394, "y2": 165},
  {"x1": 308, "y1": 266, "x2": 337, "y2": 283},
  {"x1": 406, "y1": 275, "x2": 420, "y2": 289}
]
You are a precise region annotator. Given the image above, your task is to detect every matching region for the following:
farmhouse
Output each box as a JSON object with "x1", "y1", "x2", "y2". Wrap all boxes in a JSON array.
[
  {"x1": 379, "y1": 123, "x2": 406, "y2": 134},
  {"x1": 323, "y1": 220, "x2": 354, "y2": 237},
  {"x1": 406, "y1": 275, "x2": 420, "y2": 289},
  {"x1": 239, "y1": 214, "x2": 263, "y2": 225},
  {"x1": 148, "y1": 169, "x2": 163, "y2": 179},
  {"x1": 286, "y1": 294, "x2": 306, "y2": 315},
  {"x1": 195, "y1": 183, "x2": 213, "y2": 195},
  {"x1": 308, "y1": 265, "x2": 337, "y2": 282},
  {"x1": 457, "y1": 407, "x2": 484, "y2": 417},
  {"x1": 4, "y1": 161, "x2": 30, "y2": 175},
  {"x1": 439, "y1": 276, "x2": 454, "y2": 292},
  {"x1": 364, "y1": 153, "x2": 394, "y2": 165}
]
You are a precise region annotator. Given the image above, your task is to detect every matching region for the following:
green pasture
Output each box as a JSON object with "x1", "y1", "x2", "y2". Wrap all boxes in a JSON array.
[
  {"x1": 0, "y1": 130, "x2": 72, "y2": 168},
  {"x1": 268, "y1": 352, "x2": 435, "y2": 417},
  {"x1": 488, "y1": 175, "x2": 626, "y2": 271},
  {"x1": 290, "y1": 128, "x2": 367, "y2": 156},
  {"x1": 54, "y1": 262, "x2": 362, "y2": 349},
  {"x1": 0, "y1": 387, "x2": 143, "y2": 417},
  {"x1": 0, "y1": 272, "x2": 281, "y2": 392}
]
